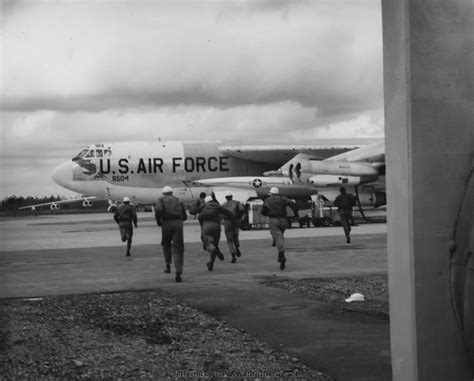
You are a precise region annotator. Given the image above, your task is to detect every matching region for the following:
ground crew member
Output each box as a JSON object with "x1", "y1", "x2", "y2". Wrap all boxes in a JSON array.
[
  {"x1": 190, "y1": 192, "x2": 207, "y2": 250},
  {"x1": 154, "y1": 186, "x2": 187, "y2": 282},
  {"x1": 189, "y1": 192, "x2": 207, "y2": 217},
  {"x1": 261, "y1": 187, "x2": 298, "y2": 270},
  {"x1": 113, "y1": 196, "x2": 137, "y2": 258},
  {"x1": 198, "y1": 195, "x2": 237, "y2": 271},
  {"x1": 333, "y1": 186, "x2": 357, "y2": 244},
  {"x1": 221, "y1": 191, "x2": 246, "y2": 263}
]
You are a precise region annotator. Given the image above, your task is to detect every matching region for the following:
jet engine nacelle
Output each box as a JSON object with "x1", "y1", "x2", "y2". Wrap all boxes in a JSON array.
[
  {"x1": 318, "y1": 188, "x2": 386, "y2": 208},
  {"x1": 82, "y1": 199, "x2": 93, "y2": 207},
  {"x1": 50, "y1": 203, "x2": 60, "y2": 210},
  {"x1": 356, "y1": 190, "x2": 387, "y2": 208},
  {"x1": 308, "y1": 174, "x2": 377, "y2": 187}
]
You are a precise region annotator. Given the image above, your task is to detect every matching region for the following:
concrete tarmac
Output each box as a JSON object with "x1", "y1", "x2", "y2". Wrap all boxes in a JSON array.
[{"x1": 0, "y1": 213, "x2": 391, "y2": 380}]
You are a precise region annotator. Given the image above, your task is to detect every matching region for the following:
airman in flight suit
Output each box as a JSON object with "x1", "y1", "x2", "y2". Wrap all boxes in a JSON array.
[
  {"x1": 261, "y1": 187, "x2": 298, "y2": 270},
  {"x1": 190, "y1": 192, "x2": 207, "y2": 250},
  {"x1": 221, "y1": 191, "x2": 246, "y2": 263},
  {"x1": 113, "y1": 196, "x2": 138, "y2": 258},
  {"x1": 198, "y1": 196, "x2": 237, "y2": 271},
  {"x1": 155, "y1": 186, "x2": 187, "y2": 282},
  {"x1": 333, "y1": 186, "x2": 357, "y2": 244}
]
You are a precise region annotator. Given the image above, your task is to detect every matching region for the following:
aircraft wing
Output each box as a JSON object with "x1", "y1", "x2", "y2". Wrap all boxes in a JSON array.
[
  {"x1": 18, "y1": 196, "x2": 98, "y2": 210},
  {"x1": 218, "y1": 144, "x2": 362, "y2": 165}
]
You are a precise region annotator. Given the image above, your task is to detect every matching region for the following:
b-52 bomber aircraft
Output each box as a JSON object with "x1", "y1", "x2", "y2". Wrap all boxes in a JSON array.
[{"x1": 34, "y1": 139, "x2": 385, "y2": 211}]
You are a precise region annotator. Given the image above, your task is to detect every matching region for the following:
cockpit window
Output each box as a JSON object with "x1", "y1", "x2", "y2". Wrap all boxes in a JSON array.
[
  {"x1": 72, "y1": 149, "x2": 89, "y2": 161},
  {"x1": 72, "y1": 146, "x2": 111, "y2": 161}
]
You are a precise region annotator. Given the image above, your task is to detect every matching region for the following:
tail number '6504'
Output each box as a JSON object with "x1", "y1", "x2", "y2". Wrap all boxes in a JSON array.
[{"x1": 112, "y1": 175, "x2": 129, "y2": 182}]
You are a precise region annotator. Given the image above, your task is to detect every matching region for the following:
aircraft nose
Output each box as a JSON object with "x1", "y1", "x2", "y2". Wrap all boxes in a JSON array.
[{"x1": 51, "y1": 161, "x2": 72, "y2": 187}]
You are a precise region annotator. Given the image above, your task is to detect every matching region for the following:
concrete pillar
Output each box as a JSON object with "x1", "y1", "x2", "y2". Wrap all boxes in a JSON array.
[{"x1": 382, "y1": 0, "x2": 473, "y2": 380}]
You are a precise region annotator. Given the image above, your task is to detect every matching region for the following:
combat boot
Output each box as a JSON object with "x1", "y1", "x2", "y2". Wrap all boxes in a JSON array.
[
  {"x1": 175, "y1": 273, "x2": 182, "y2": 282},
  {"x1": 207, "y1": 261, "x2": 214, "y2": 271},
  {"x1": 164, "y1": 263, "x2": 171, "y2": 273},
  {"x1": 278, "y1": 251, "x2": 286, "y2": 270},
  {"x1": 231, "y1": 255, "x2": 236, "y2": 263}
]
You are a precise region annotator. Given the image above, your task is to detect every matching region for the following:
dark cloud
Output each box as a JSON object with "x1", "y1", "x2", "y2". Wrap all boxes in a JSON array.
[
  {"x1": 2, "y1": 0, "x2": 382, "y2": 119},
  {"x1": 1, "y1": 80, "x2": 382, "y2": 118}
]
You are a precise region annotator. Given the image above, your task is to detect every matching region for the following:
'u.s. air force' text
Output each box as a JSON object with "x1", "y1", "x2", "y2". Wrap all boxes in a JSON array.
[{"x1": 99, "y1": 156, "x2": 230, "y2": 175}]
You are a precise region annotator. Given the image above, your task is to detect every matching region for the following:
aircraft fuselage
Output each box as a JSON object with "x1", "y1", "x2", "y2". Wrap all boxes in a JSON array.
[{"x1": 53, "y1": 141, "x2": 297, "y2": 204}]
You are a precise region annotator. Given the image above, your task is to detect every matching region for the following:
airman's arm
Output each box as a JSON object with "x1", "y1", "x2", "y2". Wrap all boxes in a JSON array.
[
  {"x1": 182, "y1": 203, "x2": 188, "y2": 221},
  {"x1": 221, "y1": 207, "x2": 238, "y2": 226},
  {"x1": 289, "y1": 200, "x2": 298, "y2": 216},
  {"x1": 237, "y1": 202, "x2": 246, "y2": 217},
  {"x1": 350, "y1": 194, "x2": 358, "y2": 207},
  {"x1": 154, "y1": 198, "x2": 164, "y2": 226},
  {"x1": 189, "y1": 200, "x2": 202, "y2": 216}
]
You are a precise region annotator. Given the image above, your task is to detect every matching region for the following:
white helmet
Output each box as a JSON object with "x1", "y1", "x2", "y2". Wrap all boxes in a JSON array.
[
  {"x1": 162, "y1": 186, "x2": 173, "y2": 194},
  {"x1": 345, "y1": 293, "x2": 365, "y2": 303},
  {"x1": 123, "y1": 196, "x2": 131, "y2": 202},
  {"x1": 204, "y1": 195, "x2": 213, "y2": 203},
  {"x1": 269, "y1": 187, "x2": 279, "y2": 195}
]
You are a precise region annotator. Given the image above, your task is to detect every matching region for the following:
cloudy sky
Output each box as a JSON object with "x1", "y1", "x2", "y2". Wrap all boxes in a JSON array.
[{"x1": 1, "y1": 0, "x2": 384, "y2": 199}]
